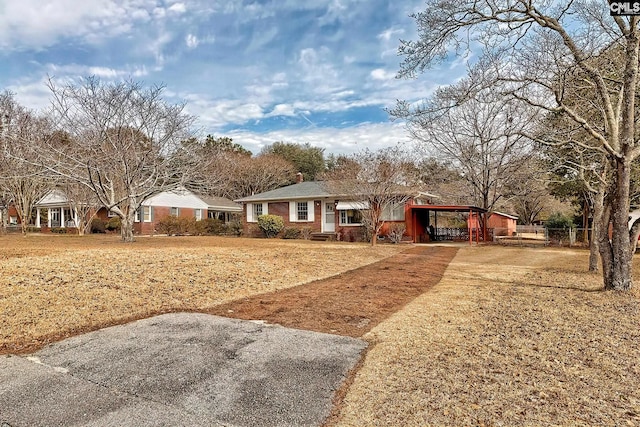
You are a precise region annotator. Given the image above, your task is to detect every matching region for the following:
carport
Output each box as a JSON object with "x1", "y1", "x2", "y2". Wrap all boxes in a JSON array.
[{"x1": 409, "y1": 205, "x2": 488, "y2": 244}]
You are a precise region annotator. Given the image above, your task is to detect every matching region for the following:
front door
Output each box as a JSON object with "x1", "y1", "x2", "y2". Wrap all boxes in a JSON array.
[{"x1": 323, "y1": 202, "x2": 335, "y2": 233}]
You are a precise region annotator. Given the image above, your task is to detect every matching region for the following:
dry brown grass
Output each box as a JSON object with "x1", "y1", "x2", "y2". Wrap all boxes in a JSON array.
[
  {"x1": 334, "y1": 246, "x2": 640, "y2": 426},
  {"x1": 0, "y1": 234, "x2": 404, "y2": 354},
  {"x1": 5, "y1": 235, "x2": 640, "y2": 426}
]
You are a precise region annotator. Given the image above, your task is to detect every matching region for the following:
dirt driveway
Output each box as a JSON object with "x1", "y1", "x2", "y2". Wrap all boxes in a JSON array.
[{"x1": 206, "y1": 245, "x2": 458, "y2": 337}]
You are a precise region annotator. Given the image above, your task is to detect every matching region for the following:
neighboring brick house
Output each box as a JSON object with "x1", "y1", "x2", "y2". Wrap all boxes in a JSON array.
[
  {"x1": 134, "y1": 190, "x2": 242, "y2": 234},
  {"x1": 21, "y1": 188, "x2": 241, "y2": 234}
]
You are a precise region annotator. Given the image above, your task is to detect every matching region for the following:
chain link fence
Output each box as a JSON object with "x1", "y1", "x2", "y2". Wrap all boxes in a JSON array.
[{"x1": 492, "y1": 225, "x2": 592, "y2": 247}]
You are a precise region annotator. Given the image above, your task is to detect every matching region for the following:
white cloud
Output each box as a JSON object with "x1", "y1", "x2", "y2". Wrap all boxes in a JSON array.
[
  {"x1": 8, "y1": 78, "x2": 52, "y2": 111},
  {"x1": 44, "y1": 63, "x2": 149, "y2": 80},
  {"x1": 227, "y1": 122, "x2": 413, "y2": 156},
  {"x1": 377, "y1": 28, "x2": 404, "y2": 42},
  {"x1": 370, "y1": 68, "x2": 396, "y2": 81},
  {"x1": 0, "y1": 0, "x2": 152, "y2": 49},
  {"x1": 266, "y1": 104, "x2": 297, "y2": 118},
  {"x1": 185, "y1": 34, "x2": 199, "y2": 49},
  {"x1": 168, "y1": 2, "x2": 187, "y2": 14}
]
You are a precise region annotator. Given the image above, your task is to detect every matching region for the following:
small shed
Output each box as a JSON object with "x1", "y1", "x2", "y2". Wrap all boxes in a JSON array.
[{"x1": 469, "y1": 211, "x2": 518, "y2": 237}]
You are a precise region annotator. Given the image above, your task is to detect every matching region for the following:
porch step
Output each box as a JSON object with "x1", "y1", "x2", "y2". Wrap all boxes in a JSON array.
[{"x1": 310, "y1": 232, "x2": 334, "y2": 241}]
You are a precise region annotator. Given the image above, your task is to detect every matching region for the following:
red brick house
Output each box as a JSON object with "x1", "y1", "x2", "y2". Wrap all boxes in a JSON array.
[
  {"x1": 236, "y1": 181, "x2": 491, "y2": 242},
  {"x1": 133, "y1": 189, "x2": 241, "y2": 234}
]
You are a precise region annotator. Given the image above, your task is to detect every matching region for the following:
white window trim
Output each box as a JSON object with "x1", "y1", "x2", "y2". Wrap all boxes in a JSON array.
[
  {"x1": 247, "y1": 202, "x2": 268, "y2": 223},
  {"x1": 143, "y1": 206, "x2": 152, "y2": 223},
  {"x1": 170, "y1": 207, "x2": 180, "y2": 217},
  {"x1": 194, "y1": 209, "x2": 203, "y2": 221},
  {"x1": 339, "y1": 209, "x2": 363, "y2": 226},
  {"x1": 289, "y1": 200, "x2": 314, "y2": 222}
]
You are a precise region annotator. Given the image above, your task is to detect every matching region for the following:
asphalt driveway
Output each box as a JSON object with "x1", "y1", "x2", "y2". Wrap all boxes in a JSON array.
[{"x1": 0, "y1": 313, "x2": 367, "y2": 427}]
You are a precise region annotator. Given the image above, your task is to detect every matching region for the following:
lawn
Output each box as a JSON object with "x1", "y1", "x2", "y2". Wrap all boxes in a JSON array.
[
  {"x1": 3, "y1": 235, "x2": 640, "y2": 426},
  {"x1": 0, "y1": 234, "x2": 404, "y2": 354},
  {"x1": 334, "y1": 246, "x2": 640, "y2": 426}
]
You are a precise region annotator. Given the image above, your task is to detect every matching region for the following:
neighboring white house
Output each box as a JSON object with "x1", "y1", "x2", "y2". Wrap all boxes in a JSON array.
[{"x1": 30, "y1": 187, "x2": 241, "y2": 233}]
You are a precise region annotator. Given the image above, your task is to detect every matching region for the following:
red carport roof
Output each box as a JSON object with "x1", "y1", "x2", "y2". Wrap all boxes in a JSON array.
[{"x1": 409, "y1": 205, "x2": 488, "y2": 213}]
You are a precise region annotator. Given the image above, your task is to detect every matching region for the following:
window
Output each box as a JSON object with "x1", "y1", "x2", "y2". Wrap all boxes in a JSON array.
[
  {"x1": 339, "y1": 209, "x2": 363, "y2": 225},
  {"x1": 253, "y1": 203, "x2": 263, "y2": 218},
  {"x1": 297, "y1": 202, "x2": 308, "y2": 221},
  {"x1": 142, "y1": 206, "x2": 152, "y2": 222},
  {"x1": 248, "y1": 203, "x2": 267, "y2": 222},
  {"x1": 9, "y1": 216, "x2": 17, "y2": 225},
  {"x1": 135, "y1": 210, "x2": 140, "y2": 222},
  {"x1": 382, "y1": 204, "x2": 405, "y2": 221},
  {"x1": 289, "y1": 200, "x2": 313, "y2": 222},
  {"x1": 194, "y1": 209, "x2": 203, "y2": 221},
  {"x1": 170, "y1": 207, "x2": 179, "y2": 216}
]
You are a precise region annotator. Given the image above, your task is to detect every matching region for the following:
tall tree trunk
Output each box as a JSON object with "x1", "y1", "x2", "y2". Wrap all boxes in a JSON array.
[
  {"x1": 606, "y1": 161, "x2": 633, "y2": 290},
  {"x1": 582, "y1": 196, "x2": 590, "y2": 244},
  {"x1": 598, "y1": 193, "x2": 614, "y2": 288},
  {"x1": 589, "y1": 189, "x2": 604, "y2": 273},
  {"x1": 120, "y1": 204, "x2": 136, "y2": 242},
  {"x1": 120, "y1": 217, "x2": 135, "y2": 242}
]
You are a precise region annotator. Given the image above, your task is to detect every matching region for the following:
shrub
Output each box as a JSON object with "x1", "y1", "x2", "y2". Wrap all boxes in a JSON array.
[
  {"x1": 282, "y1": 227, "x2": 302, "y2": 239},
  {"x1": 228, "y1": 219, "x2": 243, "y2": 236},
  {"x1": 300, "y1": 227, "x2": 313, "y2": 240},
  {"x1": 190, "y1": 219, "x2": 207, "y2": 236},
  {"x1": 199, "y1": 218, "x2": 226, "y2": 235},
  {"x1": 105, "y1": 216, "x2": 121, "y2": 232},
  {"x1": 50, "y1": 227, "x2": 67, "y2": 234},
  {"x1": 257, "y1": 214, "x2": 284, "y2": 238},
  {"x1": 545, "y1": 212, "x2": 575, "y2": 242},
  {"x1": 91, "y1": 218, "x2": 106, "y2": 234},
  {"x1": 545, "y1": 212, "x2": 575, "y2": 229},
  {"x1": 387, "y1": 223, "x2": 406, "y2": 244},
  {"x1": 156, "y1": 215, "x2": 194, "y2": 236}
]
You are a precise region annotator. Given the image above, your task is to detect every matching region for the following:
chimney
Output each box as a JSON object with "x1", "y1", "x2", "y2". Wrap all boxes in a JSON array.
[{"x1": 296, "y1": 172, "x2": 303, "y2": 184}]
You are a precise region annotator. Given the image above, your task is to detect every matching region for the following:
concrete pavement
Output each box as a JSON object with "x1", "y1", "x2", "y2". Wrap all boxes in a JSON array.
[{"x1": 0, "y1": 313, "x2": 367, "y2": 427}]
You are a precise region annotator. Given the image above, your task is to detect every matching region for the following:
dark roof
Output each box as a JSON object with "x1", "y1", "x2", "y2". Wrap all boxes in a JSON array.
[{"x1": 235, "y1": 181, "x2": 334, "y2": 202}]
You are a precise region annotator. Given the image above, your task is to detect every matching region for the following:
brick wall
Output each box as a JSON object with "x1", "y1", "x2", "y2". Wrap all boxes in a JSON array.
[
  {"x1": 134, "y1": 206, "x2": 200, "y2": 235},
  {"x1": 241, "y1": 200, "x2": 324, "y2": 237}
]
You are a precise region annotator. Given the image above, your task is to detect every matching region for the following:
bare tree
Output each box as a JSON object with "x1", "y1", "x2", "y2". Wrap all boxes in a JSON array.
[
  {"x1": 398, "y1": 1, "x2": 640, "y2": 290},
  {"x1": 42, "y1": 77, "x2": 196, "y2": 242},
  {"x1": 410, "y1": 158, "x2": 470, "y2": 206},
  {"x1": 394, "y1": 81, "x2": 536, "y2": 213},
  {"x1": 323, "y1": 146, "x2": 422, "y2": 246},
  {"x1": 187, "y1": 135, "x2": 295, "y2": 200},
  {"x1": 0, "y1": 91, "x2": 51, "y2": 234},
  {"x1": 59, "y1": 180, "x2": 102, "y2": 235},
  {"x1": 505, "y1": 157, "x2": 557, "y2": 225},
  {"x1": 226, "y1": 154, "x2": 296, "y2": 200}
]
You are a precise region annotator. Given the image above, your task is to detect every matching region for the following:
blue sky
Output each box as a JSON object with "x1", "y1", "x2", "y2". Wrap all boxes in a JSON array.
[{"x1": 0, "y1": 0, "x2": 468, "y2": 155}]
